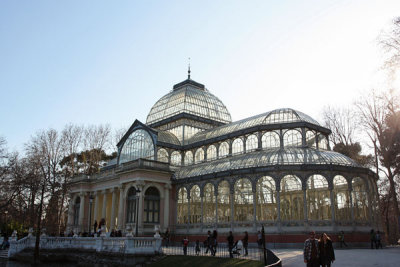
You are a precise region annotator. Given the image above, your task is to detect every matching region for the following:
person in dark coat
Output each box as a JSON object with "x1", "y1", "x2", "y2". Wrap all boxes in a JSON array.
[
  {"x1": 93, "y1": 220, "x2": 98, "y2": 234},
  {"x1": 227, "y1": 231, "x2": 234, "y2": 258},
  {"x1": 370, "y1": 229, "x2": 376, "y2": 249},
  {"x1": 304, "y1": 231, "x2": 319, "y2": 267},
  {"x1": 212, "y1": 230, "x2": 218, "y2": 256},
  {"x1": 242, "y1": 231, "x2": 249, "y2": 256},
  {"x1": 319, "y1": 233, "x2": 335, "y2": 267}
]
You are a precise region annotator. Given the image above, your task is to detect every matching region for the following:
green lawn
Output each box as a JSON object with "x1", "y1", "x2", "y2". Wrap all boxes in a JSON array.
[{"x1": 149, "y1": 255, "x2": 264, "y2": 267}]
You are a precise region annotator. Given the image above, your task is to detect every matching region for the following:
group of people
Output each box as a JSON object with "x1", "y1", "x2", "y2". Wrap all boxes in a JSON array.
[
  {"x1": 303, "y1": 231, "x2": 335, "y2": 267},
  {"x1": 370, "y1": 229, "x2": 383, "y2": 249}
]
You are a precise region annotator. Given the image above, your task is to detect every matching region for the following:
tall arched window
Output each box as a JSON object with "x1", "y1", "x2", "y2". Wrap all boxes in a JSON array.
[
  {"x1": 246, "y1": 134, "x2": 258, "y2": 152},
  {"x1": 307, "y1": 175, "x2": 331, "y2": 220},
  {"x1": 280, "y1": 175, "x2": 303, "y2": 221},
  {"x1": 352, "y1": 177, "x2": 368, "y2": 221},
  {"x1": 262, "y1": 132, "x2": 280, "y2": 149},
  {"x1": 318, "y1": 135, "x2": 329, "y2": 150},
  {"x1": 256, "y1": 176, "x2": 277, "y2": 221},
  {"x1": 120, "y1": 129, "x2": 154, "y2": 164},
  {"x1": 306, "y1": 130, "x2": 316, "y2": 148},
  {"x1": 283, "y1": 129, "x2": 302, "y2": 148},
  {"x1": 232, "y1": 138, "x2": 244, "y2": 155},
  {"x1": 219, "y1": 142, "x2": 229, "y2": 158},
  {"x1": 333, "y1": 175, "x2": 351, "y2": 221},
  {"x1": 184, "y1": 151, "x2": 193, "y2": 166},
  {"x1": 203, "y1": 183, "x2": 216, "y2": 223},
  {"x1": 73, "y1": 197, "x2": 80, "y2": 226},
  {"x1": 234, "y1": 178, "x2": 253, "y2": 222},
  {"x1": 190, "y1": 185, "x2": 201, "y2": 224},
  {"x1": 144, "y1": 187, "x2": 160, "y2": 223},
  {"x1": 207, "y1": 145, "x2": 217, "y2": 161},
  {"x1": 177, "y1": 187, "x2": 188, "y2": 224},
  {"x1": 195, "y1": 148, "x2": 204, "y2": 164},
  {"x1": 218, "y1": 181, "x2": 230, "y2": 222},
  {"x1": 170, "y1": 151, "x2": 182, "y2": 166},
  {"x1": 126, "y1": 187, "x2": 137, "y2": 223},
  {"x1": 157, "y1": 148, "x2": 169, "y2": 163}
]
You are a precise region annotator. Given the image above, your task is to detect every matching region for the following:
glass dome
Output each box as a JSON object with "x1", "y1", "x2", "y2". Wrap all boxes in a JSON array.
[{"x1": 146, "y1": 79, "x2": 232, "y2": 125}]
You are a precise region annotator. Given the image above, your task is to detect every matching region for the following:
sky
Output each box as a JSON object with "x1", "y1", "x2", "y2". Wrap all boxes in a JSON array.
[{"x1": 0, "y1": 0, "x2": 399, "y2": 153}]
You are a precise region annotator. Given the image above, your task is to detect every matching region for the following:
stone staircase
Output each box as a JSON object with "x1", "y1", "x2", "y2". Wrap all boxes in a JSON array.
[{"x1": 0, "y1": 249, "x2": 9, "y2": 259}]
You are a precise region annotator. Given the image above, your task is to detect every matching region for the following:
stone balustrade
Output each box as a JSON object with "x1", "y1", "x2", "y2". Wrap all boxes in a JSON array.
[{"x1": 8, "y1": 236, "x2": 163, "y2": 258}]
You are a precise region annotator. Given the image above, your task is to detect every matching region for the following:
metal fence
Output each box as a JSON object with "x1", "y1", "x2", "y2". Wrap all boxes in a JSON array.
[{"x1": 162, "y1": 243, "x2": 264, "y2": 262}]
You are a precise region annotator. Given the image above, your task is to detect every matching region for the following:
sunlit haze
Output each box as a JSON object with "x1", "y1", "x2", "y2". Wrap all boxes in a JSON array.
[{"x1": 0, "y1": 0, "x2": 399, "y2": 152}]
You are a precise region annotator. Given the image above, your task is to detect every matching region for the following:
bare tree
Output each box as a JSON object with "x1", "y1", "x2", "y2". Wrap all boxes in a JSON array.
[
  {"x1": 322, "y1": 106, "x2": 358, "y2": 146},
  {"x1": 379, "y1": 17, "x2": 400, "y2": 78},
  {"x1": 356, "y1": 89, "x2": 400, "y2": 243}
]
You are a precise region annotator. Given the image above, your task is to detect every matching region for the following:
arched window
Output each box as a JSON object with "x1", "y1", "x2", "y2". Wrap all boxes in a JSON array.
[
  {"x1": 73, "y1": 197, "x2": 80, "y2": 226},
  {"x1": 318, "y1": 135, "x2": 328, "y2": 150},
  {"x1": 246, "y1": 134, "x2": 258, "y2": 152},
  {"x1": 177, "y1": 187, "x2": 188, "y2": 224},
  {"x1": 280, "y1": 175, "x2": 303, "y2": 221},
  {"x1": 306, "y1": 130, "x2": 316, "y2": 148},
  {"x1": 157, "y1": 148, "x2": 169, "y2": 163},
  {"x1": 283, "y1": 129, "x2": 302, "y2": 148},
  {"x1": 195, "y1": 148, "x2": 204, "y2": 164},
  {"x1": 207, "y1": 145, "x2": 217, "y2": 161},
  {"x1": 234, "y1": 178, "x2": 253, "y2": 222},
  {"x1": 256, "y1": 176, "x2": 277, "y2": 221},
  {"x1": 144, "y1": 187, "x2": 160, "y2": 223},
  {"x1": 190, "y1": 185, "x2": 201, "y2": 224},
  {"x1": 184, "y1": 151, "x2": 193, "y2": 166},
  {"x1": 219, "y1": 142, "x2": 229, "y2": 158},
  {"x1": 218, "y1": 181, "x2": 230, "y2": 222},
  {"x1": 120, "y1": 129, "x2": 154, "y2": 164},
  {"x1": 170, "y1": 151, "x2": 182, "y2": 166},
  {"x1": 232, "y1": 138, "x2": 244, "y2": 155},
  {"x1": 262, "y1": 132, "x2": 280, "y2": 149},
  {"x1": 333, "y1": 175, "x2": 351, "y2": 221},
  {"x1": 203, "y1": 183, "x2": 216, "y2": 223},
  {"x1": 307, "y1": 175, "x2": 331, "y2": 220},
  {"x1": 352, "y1": 177, "x2": 368, "y2": 221},
  {"x1": 126, "y1": 187, "x2": 137, "y2": 223}
]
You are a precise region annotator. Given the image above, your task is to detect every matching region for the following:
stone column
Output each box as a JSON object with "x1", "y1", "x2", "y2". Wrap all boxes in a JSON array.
[
  {"x1": 93, "y1": 191, "x2": 99, "y2": 224},
  {"x1": 79, "y1": 192, "x2": 86, "y2": 232},
  {"x1": 164, "y1": 184, "x2": 171, "y2": 230},
  {"x1": 110, "y1": 188, "x2": 117, "y2": 230},
  {"x1": 330, "y1": 189, "x2": 335, "y2": 225},
  {"x1": 67, "y1": 194, "x2": 74, "y2": 230},
  {"x1": 117, "y1": 185, "x2": 125, "y2": 230},
  {"x1": 137, "y1": 184, "x2": 145, "y2": 232},
  {"x1": 303, "y1": 189, "x2": 308, "y2": 224},
  {"x1": 102, "y1": 190, "x2": 107, "y2": 220},
  {"x1": 276, "y1": 191, "x2": 281, "y2": 223}
]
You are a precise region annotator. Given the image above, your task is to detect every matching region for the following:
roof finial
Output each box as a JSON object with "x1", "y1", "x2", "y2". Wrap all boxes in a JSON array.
[{"x1": 188, "y1": 57, "x2": 191, "y2": 79}]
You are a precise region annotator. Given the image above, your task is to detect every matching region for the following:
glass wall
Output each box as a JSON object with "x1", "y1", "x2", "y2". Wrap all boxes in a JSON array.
[
  {"x1": 261, "y1": 131, "x2": 280, "y2": 149},
  {"x1": 256, "y1": 176, "x2": 277, "y2": 221},
  {"x1": 190, "y1": 185, "x2": 201, "y2": 223},
  {"x1": 184, "y1": 151, "x2": 193, "y2": 166},
  {"x1": 219, "y1": 142, "x2": 229, "y2": 158},
  {"x1": 333, "y1": 175, "x2": 351, "y2": 221},
  {"x1": 144, "y1": 187, "x2": 160, "y2": 223},
  {"x1": 352, "y1": 177, "x2": 369, "y2": 221},
  {"x1": 120, "y1": 129, "x2": 154, "y2": 164},
  {"x1": 157, "y1": 148, "x2": 169, "y2": 163},
  {"x1": 203, "y1": 183, "x2": 216, "y2": 223},
  {"x1": 283, "y1": 129, "x2": 302, "y2": 148},
  {"x1": 280, "y1": 175, "x2": 303, "y2": 221},
  {"x1": 307, "y1": 175, "x2": 331, "y2": 220},
  {"x1": 218, "y1": 181, "x2": 231, "y2": 222},
  {"x1": 195, "y1": 148, "x2": 204, "y2": 164},
  {"x1": 232, "y1": 138, "x2": 244, "y2": 155},
  {"x1": 234, "y1": 178, "x2": 253, "y2": 222},
  {"x1": 177, "y1": 187, "x2": 188, "y2": 224},
  {"x1": 170, "y1": 151, "x2": 182, "y2": 166},
  {"x1": 306, "y1": 130, "x2": 316, "y2": 148},
  {"x1": 246, "y1": 134, "x2": 258, "y2": 152},
  {"x1": 207, "y1": 145, "x2": 217, "y2": 161},
  {"x1": 126, "y1": 188, "x2": 137, "y2": 223}
]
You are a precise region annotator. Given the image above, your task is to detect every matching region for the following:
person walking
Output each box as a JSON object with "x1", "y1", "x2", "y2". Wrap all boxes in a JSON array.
[
  {"x1": 164, "y1": 229, "x2": 170, "y2": 247},
  {"x1": 93, "y1": 220, "x2": 98, "y2": 234},
  {"x1": 257, "y1": 230, "x2": 262, "y2": 248},
  {"x1": 375, "y1": 231, "x2": 382, "y2": 249},
  {"x1": 182, "y1": 236, "x2": 189, "y2": 255},
  {"x1": 303, "y1": 231, "x2": 319, "y2": 267},
  {"x1": 212, "y1": 230, "x2": 218, "y2": 256},
  {"x1": 338, "y1": 231, "x2": 347, "y2": 248},
  {"x1": 195, "y1": 240, "x2": 201, "y2": 255},
  {"x1": 319, "y1": 233, "x2": 335, "y2": 267},
  {"x1": 227, "y1": 231, "x2": 234, "y2": 258},
  {"x1": 242, "y1": 231, "x2": 249, "y2": 256},
  {"x1": 370, "y1": 229, "x2": 376, "y2": 249},
  {"x1": 205, "y1": 231, "x2": 213, "y2": 255}
]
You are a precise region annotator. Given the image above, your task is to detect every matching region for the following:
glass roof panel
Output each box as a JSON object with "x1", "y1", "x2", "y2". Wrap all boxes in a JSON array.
[{"x1": 174, "y1": 148, "x2": 358, "y2": 179}]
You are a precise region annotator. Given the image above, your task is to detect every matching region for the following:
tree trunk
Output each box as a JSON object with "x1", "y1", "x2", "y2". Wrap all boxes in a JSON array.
[{"x1": 34, "y1": 181, "x2": 45, "y2": 263}]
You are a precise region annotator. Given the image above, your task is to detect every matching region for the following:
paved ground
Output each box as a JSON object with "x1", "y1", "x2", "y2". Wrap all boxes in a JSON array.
[{"x1": 273, "y1": 247, "x2": 400, "y2": 267}]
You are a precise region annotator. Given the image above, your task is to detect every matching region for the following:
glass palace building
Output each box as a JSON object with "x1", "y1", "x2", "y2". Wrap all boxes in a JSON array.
[{"x1": 68, "y1": 74, "x2": 379, "y2": 246}]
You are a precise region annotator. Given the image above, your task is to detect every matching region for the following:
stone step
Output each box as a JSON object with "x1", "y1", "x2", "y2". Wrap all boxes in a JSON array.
[{"x1": 0, "y1": 249, "x2": 9, "y2": 258}]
